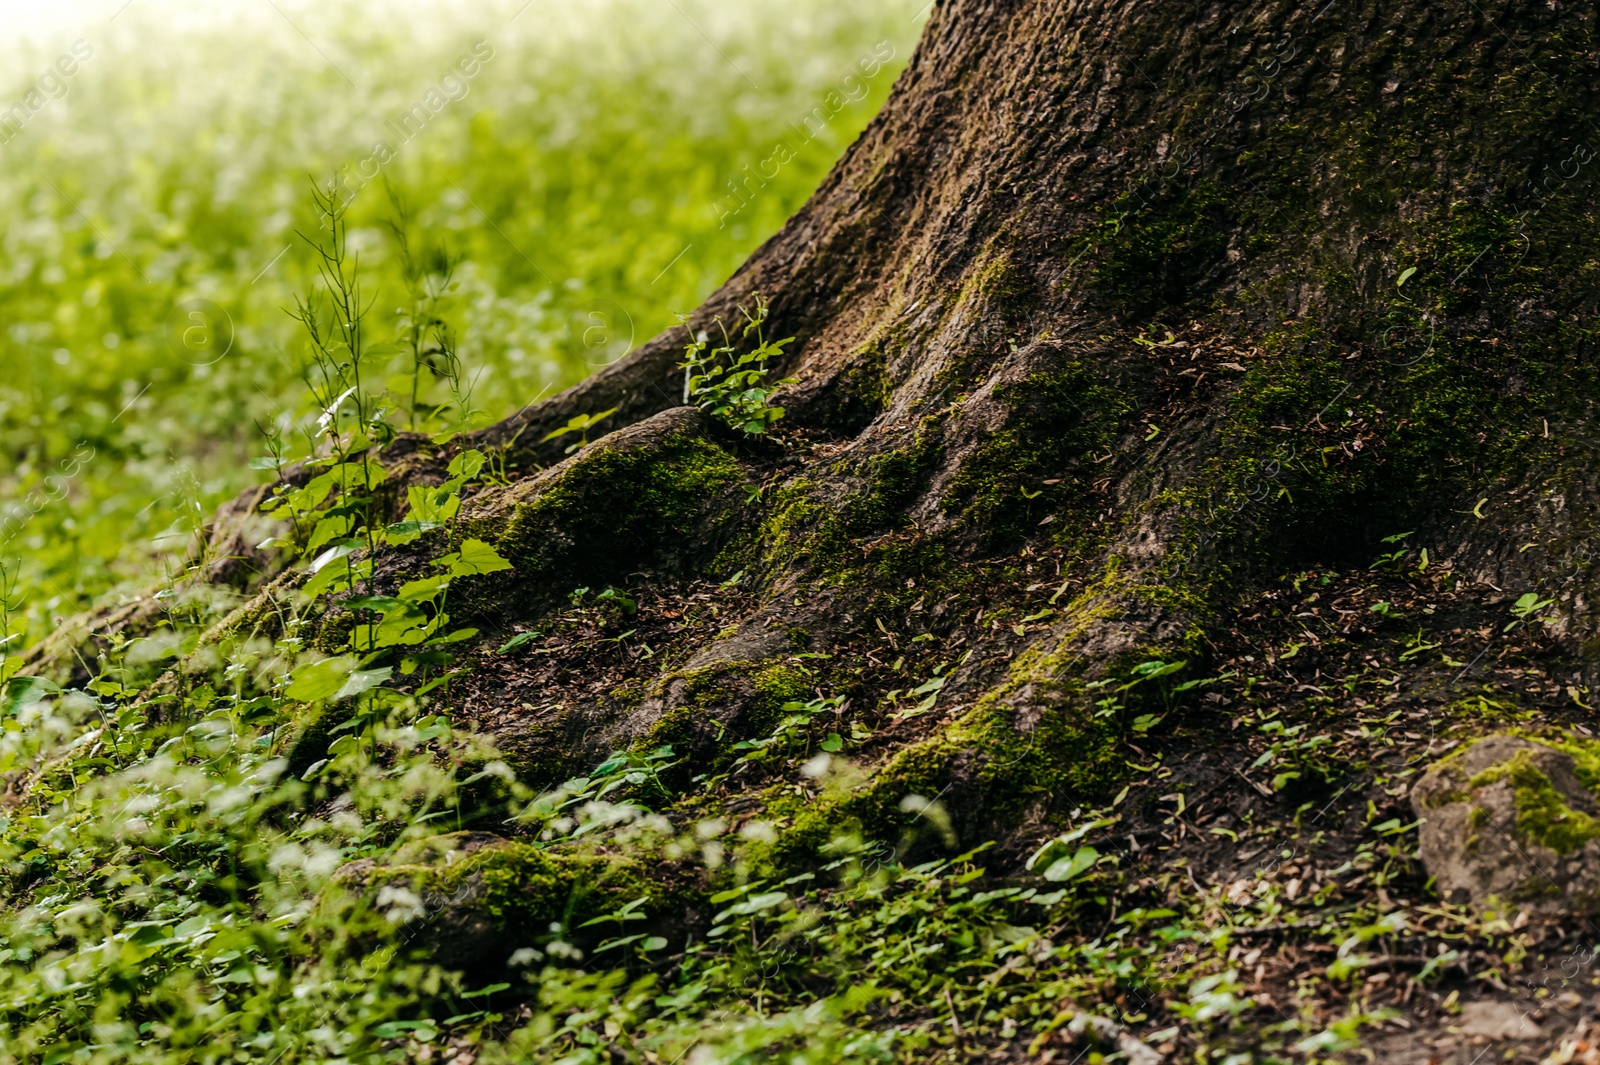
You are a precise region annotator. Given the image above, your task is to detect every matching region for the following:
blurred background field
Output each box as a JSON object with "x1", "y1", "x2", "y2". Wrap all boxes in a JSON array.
[{"x1": 0, "y1": 0, "x2": 921, "y2": 643}]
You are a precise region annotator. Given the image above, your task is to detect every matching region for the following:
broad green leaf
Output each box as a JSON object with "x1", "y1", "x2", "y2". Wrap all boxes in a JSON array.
[
  {"x1": 305, "y1": 513, "x2": 354, "y2": 553},
  {"x1": 307, "y1": 543, "x2": 355, "y2": 575},
  {"x1": 497, "y1": 632, "x2": 538, "y2": 654},
  {"x1": 461, "y1": 982, "x2": 510, "y2": 998},
  {"x1": 398, "y1": 573, "x2": 451, "y2": 602},
  {"x1": 447, "y1": 449, "x2": 486, "y2": 480},
  {"x1": 3, "y1": 676, "x2": 59, "y2": 716},
  {"x1": 1041, "y1": 845, "x2": 1099, "y2": 883},
  {"x1": 344, "y1": 595, "x2": 406, "y2": 613},
  {"x1": 446, "y1": 538, "x2": 513, "y2": 578},
  {"x1": 1026, "y1": 819, "x2": 1116, "y2": 874},
  {"x1": 284, "y1": 657, "x2": 355, "y2": 702},
  {"x1": 713, "y1": 891, "x2": 789, "y2": 923},
  {"x1": 385, "y1": 520, "x2": 441, "y2": 545},
  {"x1": 285, "y1": 471, "x2": 338, "y2": 514},
  {"x1": 406, "y1": 483, "x2": 461, "y2": 524},
  {"x1": 335, "y1": 667, "x2": 392, "y2": 700},
  {"x1": 303, "y1": 554, "x2": 366, "y2": 599}
]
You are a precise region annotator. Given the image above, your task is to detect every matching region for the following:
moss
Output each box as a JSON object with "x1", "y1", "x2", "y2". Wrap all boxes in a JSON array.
[
  {"x1": 643, "y1": 702, "x2": 705, "y2": 755},
  {"x1": 773, "y1": 616, "x2": 1138, "y2": 864},
  {"x1": 847, "y1": 428, "x2": 944, "y2": 535},
  {"x1": 1466, "y1": 745, "x2": 1600, "y2": 855},
  {"x1": 197, "y1": 572, "x2": 306, "y2": 651},
  {"x1": 313, "y1": 608, "x2": 356, "y2": 654},
  {"x1": 1153, "y1": 297, "x2": 1552, "y2": 600},
  {"x1": 968, "y1": 253, "x2": 1022, "y2": 305},
  {"x1": 466, "y1": 420, "x2": 744, "y2": 599},
  {"x1": 1529, "y1": 731, "x2": 1600, "y2": 796},
  {"x1": 442, "y1": 844, "x2": 605, "y2": 928},
  {"x1": 775, "y1": 698, "x2": 1122, "y2": 866},
  {"x1": 637, "y1": 660, "x2": 814, "y2": 778},
  {"x1": 1465, "y1": 804, "x2": 1488, "y2": 855},
  {"x1": 751, "y1": 664, "x2": 812, "y2": 722},
  {"x1": 747, "y1": 454, "x2": 968, "y2": 638},
  {"x1": 942, "y1": 365, "x2": 1131, "y2": 548},
  {"x1": 1090, "y1": 179, "x2": 1230, "y2": 318},
  {"x1": 379, "y1": 839, "x2": 675, "y2": 940},
  {"x1": 752, "y1": 478, "x2": 838, "y2": 577},
  {"x1": 823, "y1": 338, "x2": 894, "y2": 433},
  {"x1": 1420, "y1": 786, "x2": 1470, "y2": 810}
]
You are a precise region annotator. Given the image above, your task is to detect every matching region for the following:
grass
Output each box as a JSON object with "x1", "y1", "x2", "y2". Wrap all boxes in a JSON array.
[
  {"x1": 0, "y1": 0, "x2": 922, "y2": 644},
  {"x1": 0, "y1": 5, "x2": 953, "y2": 1058}
]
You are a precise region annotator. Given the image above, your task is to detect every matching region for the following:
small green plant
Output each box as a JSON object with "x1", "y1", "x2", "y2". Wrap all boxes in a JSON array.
[
  {"x1": 1252, "y1": 717, "x2": 1337, "y2": 793},
  {"x1": 383, "y1": 184, "x2": 469, "y2": 435},
  {"x1": 1369, "y1": 530, "x2": 1413, "y2": 570},
  {"x1": 886, "y1": 666, "x2": 949, "y2": 720},
  {"x1": 1505, "y1": 590, "x2": 1556, "y2": 631},
  {"x1": 731, "y1": 695, "x2": 845, "y2": 765},
  {"x1": 0, "y1": 561, "x2": 20, "y2": 680},
  {"x1": 514, "y1": 744, "x2": 683, "y2": 839},
  {"x1": 1025, "y1": 818, "x2": 1114, "y2": 882},
  {"x1": 1086, "y1": 658, "x2": 1191, "y2": 735},
  {"x1": 679, "y1": 293, "x2": 796, "y2": 434},
  {"x1": 541, "y1": 408, "x2": 617, "y2": 454}
]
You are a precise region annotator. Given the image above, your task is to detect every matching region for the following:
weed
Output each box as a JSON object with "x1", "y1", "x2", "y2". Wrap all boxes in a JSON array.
[{"x1": 680, "y1": 294, "x2": 797, "y2": 435}]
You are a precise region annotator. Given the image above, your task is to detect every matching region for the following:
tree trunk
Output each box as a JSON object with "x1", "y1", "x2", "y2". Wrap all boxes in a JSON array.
[
  {"x1": 434, "y1": 0, "x2": 1600, "y2": 832},
  {"x1": 33, "y1": 0, "x2": 1600, "y2": 1053}
]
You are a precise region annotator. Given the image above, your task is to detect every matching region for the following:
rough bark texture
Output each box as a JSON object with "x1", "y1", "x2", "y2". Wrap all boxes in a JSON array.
[{"x1": 30, "y1": 0, "x2": 1600, "y2": 1055}]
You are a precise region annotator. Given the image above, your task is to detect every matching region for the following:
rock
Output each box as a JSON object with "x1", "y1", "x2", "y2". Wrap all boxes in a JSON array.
[
  {"x1": 1456, "y1": 1000, "x2": 1543, "y2": 1041},
  {"x1": 334, "y1": 831, "x2": 523, "y2": 970},
  {"x1": 1412, "y1": 734, "x2": 1600, "y2": 914},
  {"x1": 329, "y1": 830, "x2": 678, "y2": 972}
]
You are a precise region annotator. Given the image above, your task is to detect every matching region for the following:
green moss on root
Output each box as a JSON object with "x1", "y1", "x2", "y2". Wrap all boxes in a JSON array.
[
  {"x1": 639, "y1": 661, "x2": 814, "y2": 775},
  {"x1": 943, "y1": 365, "x2": 1131, "y2": 548},
  {"x1": 467, "y1": 420, "x2": 745, "y2": 596}
]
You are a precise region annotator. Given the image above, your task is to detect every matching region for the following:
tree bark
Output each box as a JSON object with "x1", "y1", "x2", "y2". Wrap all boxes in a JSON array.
[{"x1": 427, "y1": 0, "x2": 1600, "y2": 823}]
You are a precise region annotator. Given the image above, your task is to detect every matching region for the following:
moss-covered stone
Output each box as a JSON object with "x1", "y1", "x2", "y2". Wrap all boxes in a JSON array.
[
  {"x1": 1414, "y1": 733, "x2": 1600, "y2": 914},
  {"x1": 345, "y1": 832, "x2": 698, "y2": 970},
  {"x1": 1466, "y1": 746, "x2": 1600, "y2": 855}
]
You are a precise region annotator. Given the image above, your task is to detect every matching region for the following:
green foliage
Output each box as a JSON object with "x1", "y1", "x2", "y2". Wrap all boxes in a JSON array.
[
  {"x1": 729, "y1": 695, "x2": 846, "y2": 767},
  {"x1": 1504, "y1": 590, "x2": 1555, "y2": 632},
  {"x1": 680, "y1": 295, "x2": 797, "y2": 435},
  {"x1": 0, "y1": 0, "x2": 915, "y2": 644},
  {"x1": 540, "y1": 409, "x2": 618, "y2": 454}
]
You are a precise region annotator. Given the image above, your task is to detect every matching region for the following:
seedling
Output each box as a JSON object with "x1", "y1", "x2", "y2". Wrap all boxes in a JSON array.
[
  {"x1": 679, "y1": 293, "x2": 796, "y2": 435},
  {"x1": 541, "y1": 408, "x2": 617, "y2": 454},
  {"x1": 1505, "y1": 590, "x2": 1555, "y2": 631}
]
